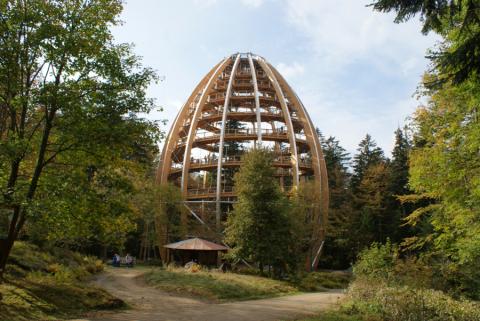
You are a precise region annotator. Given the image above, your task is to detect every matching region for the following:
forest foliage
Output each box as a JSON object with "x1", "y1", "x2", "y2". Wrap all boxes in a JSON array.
[{"x1": 0, "y1": 0, "x2": 161, "y2": 277}]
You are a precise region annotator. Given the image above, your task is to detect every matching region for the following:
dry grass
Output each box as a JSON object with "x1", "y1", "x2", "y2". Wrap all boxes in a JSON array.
[
  {"x1": 297, "y1": 271, "x2": 351, "y2": 291},
  {"x1": 144, "y1": 266, "x2": 299, "y2": 302}
]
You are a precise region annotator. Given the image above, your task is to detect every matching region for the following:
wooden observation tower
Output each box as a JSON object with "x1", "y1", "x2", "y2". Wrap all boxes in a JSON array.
[{"x1": 156, "y1": 53, "x2": 329, "y2": 269}]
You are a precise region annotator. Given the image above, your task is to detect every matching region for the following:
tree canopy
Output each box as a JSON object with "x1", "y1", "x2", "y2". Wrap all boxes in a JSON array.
[{"x1": 0, "y1": 0, "x2": 160, "y2": 277}]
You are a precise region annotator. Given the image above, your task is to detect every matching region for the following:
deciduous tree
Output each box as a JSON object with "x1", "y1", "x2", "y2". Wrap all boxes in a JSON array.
[
  {"x1": 408, "y1": 77, "x2": 480, "y2": 297},
  {"x1": 0, "y1": 0, "x2": 159, "y2": 278}
]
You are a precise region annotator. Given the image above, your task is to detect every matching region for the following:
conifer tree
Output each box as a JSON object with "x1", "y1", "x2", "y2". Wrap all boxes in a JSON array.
[
  {"x1": 351, "y1": 134, "x2": 385, "y2": 192},
  {"x1": 348, "y1": 135, "x2": 390, "y2": 253},
  {"x1": 354, "y1": 163, "x2": 391, "y2": 244},
  {"x1": 318, "y1": 136, "x2": 354, "y2": 268},
  {"x1": 386, "y1": 127, "x2": 413, "y2": 241},
  {"x1": 225, "y1": 148, "x2": 293, "y2": 275}
]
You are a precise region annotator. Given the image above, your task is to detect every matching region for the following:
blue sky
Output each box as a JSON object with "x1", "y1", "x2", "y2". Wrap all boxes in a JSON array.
[{"x1": 112, "y1": 0, "x2": 438, "y2": 156}]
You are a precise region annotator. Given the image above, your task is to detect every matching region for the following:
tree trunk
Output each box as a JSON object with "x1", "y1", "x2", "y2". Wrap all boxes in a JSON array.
[
  {"x1": 0, "y1": 239, "x2": 11, "y2": 280},
  {"x1": 0, "y1": 206, "x2": 24, "y2": 280},
  {"x1": 102, "y1": 245, "x2": 108, "y2": 260},
  {"x1": 0, "y1": 114, "x2": 54, "y2": 279}
]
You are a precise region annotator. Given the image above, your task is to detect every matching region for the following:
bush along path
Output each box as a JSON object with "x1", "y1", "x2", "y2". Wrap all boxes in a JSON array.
[{"x1": 74, "y1": 267, "x2": 344, "y2": 321}]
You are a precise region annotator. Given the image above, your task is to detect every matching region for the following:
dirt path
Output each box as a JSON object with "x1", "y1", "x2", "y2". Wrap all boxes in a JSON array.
[{"x1": 72, "y1": 268, "x2": 344, "y2": 321}]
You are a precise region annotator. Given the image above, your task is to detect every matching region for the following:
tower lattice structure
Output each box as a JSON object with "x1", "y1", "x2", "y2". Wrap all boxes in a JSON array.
[{"x1": 157, "y1": 53, "x2": 329, "y2": 269}]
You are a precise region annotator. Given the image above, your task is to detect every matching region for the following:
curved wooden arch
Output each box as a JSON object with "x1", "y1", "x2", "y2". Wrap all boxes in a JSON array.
[
  {"x1": 216, "y1": 54, "x2": 241, "y2": 228},
  {"x1": 256, "y1": 57, "x2": 300, "y2": 187},
  {"x1": 248, "y1": 53, "x2": 262, "y2": 144},
  {"x1": 180, "y1": 57, "x2": 232, "y2": 193},
  {"x1": 157, "y1": 60, "x2": 225, "y2": 185}
]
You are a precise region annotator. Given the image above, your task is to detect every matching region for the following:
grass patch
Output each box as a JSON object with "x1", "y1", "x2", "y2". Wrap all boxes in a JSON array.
[
  {"x1": 297, "y1": 271, "x2": 351, "y2": 291},
  {"x1": 0, "y1": 241, "x2": 124, "y2": 321},
  {"x1": 294, "y1": 310, "x2": 370, "y2": 321},
  {"x1": 144, "y1": 267, "x2": 299, "y2": 302}
]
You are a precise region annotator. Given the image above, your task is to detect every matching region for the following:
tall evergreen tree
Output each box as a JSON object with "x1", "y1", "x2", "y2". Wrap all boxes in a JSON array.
[
  {"x1": 386, "y1": 127, "x2": 413, "y2": 242},
  {"x1": 322, "y1": 137, "x2": 350, "y2": 179},
  {"x1": 317, "y1": 131, "x2": 351, "y2": 206},
  {"x1": 351, "y1": 134, "x2": 385, "y2": 192},
  {"x1": 389, "y1": 128, "x2": 410, "y2": 195},
  {"x1": 348, "y1": 135, "x2": 391, "y2": 253},
  {"x1": 354, "y1": 163, "x2": 391, "y2": 245},
  {"x1": 225, "y1": 148, "x2": 294, "y2": 275},
  {"x1": 318, "y1": 136, "x2": 354, "y2": 268}
]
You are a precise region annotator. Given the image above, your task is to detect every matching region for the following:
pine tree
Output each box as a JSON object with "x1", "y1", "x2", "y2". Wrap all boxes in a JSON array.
[
  {"x1": 390, "y1": 128, "x2": 410, "y2": 195},
  {"x1": 351, "y1": 134, "x2": 385, "y2": 192},
  {"x1": 348, "y1": 135, "x2": 390, "y2": 253},
  {"x1": 225, "y1": 148, "x2": 293, "y2": 275},
  {"x1": 354, "y1": 163, "x2": 391, "y2": 245},
  {"x1": 318, "y1": 136, "x2": 354, "y2": 268},
  {"x1": 386, "y1": 127, "x2": 413, "y2": 242},
  {"x1": 317, "y1": 132, "x2": 351, "y2": 208}
]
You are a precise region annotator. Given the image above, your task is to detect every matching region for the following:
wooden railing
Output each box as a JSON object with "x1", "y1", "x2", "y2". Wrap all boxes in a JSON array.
[{"x1": 170, "y1": 154, "x2": 312, "y2": 174}]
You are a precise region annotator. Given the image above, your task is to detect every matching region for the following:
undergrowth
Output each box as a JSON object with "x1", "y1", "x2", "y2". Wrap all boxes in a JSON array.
[
  {"x1": 0, "y1": 241, "x2": 124, "y2": 321},
  {"x1": 296, "y1": 241, "x2": 480, "y2": 321}
]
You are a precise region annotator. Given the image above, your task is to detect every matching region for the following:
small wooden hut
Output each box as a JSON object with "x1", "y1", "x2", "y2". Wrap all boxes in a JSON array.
[{"x1": 164, "y1": 238, "x2": 228, "y2": 266}]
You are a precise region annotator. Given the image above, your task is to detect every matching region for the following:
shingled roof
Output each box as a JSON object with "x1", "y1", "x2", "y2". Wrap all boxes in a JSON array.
[{"x1": 164, "y1": 238, "x2": 228, "y2": 251}]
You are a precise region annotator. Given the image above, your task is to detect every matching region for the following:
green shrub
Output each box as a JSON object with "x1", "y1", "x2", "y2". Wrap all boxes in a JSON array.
[
  {"x1": 82, "y1": 257, "x2": 105, "y2": 274},
  {"x1": 352, "y1": 240, "x2": 479, "y2": 298},
  {"x1": 348, "y1": 279, "x2": 480, "y2": 321},
  {"x1": 47, "y1": 263, "x2": 62, "y2": 274},
  {"x1": 353, "y1": 240, "x2": 398, "y2": 281}
]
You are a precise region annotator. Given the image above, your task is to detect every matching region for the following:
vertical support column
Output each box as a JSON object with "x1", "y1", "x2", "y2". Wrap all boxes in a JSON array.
[
  {"x1": 248, "y1": 53, "x2": 262, "y2": 145},
  {"x1": 215, "y1": 54, "x2": 241, "y2": 232},
  {"x1": 257, "y1": 58, "x2": 300, "y2": 188},
  {"x1": 180, "y1": 58, "x2": 230, "y2": 195}
]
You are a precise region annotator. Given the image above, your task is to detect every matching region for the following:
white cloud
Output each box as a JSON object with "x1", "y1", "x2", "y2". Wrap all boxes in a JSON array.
[
  {"x1": 241, "y1": 0, "x2": 264, "y2": 7},
  {"x1": 284, "y1": 0, "x2": 438, "y2": 75},
  {"x1": 194, "y1": 0, "x2": 264, "y2": 8},
  {"x1": 276, "y1": 62, "x2": 305, "y2": 79},
  {"x1": 193, "y1": 0, "x2": 219, "y2": 7},
  {"x1": 277, "y1": 0, "x2": 439, "y2": 156}
]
